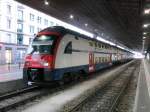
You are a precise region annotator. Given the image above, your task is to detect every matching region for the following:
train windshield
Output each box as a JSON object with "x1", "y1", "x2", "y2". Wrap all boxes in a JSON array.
[{"x1": 27, "y1": 35, "x2": 57, "y2": 54}]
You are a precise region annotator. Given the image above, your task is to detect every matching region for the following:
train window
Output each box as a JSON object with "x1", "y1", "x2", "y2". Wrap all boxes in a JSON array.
[
  {"x1": 108, "y1": 57, "x2": 110, "y2": 61},
  {"x1": 27, "y1": 35, "x2": 57, "y2": 54},
  {"x1": 104, "y1": 57, "x2": 106, "y2": 62},
  {"x1": 99, "y1": 57, "x2": 101, "y2": 63},
  {"x1": 105, "y1": 57, "x2": 107, "y2": 62},
  {"x1": 101, "y1": 57, "x2": 103, "y2": 62},
  {"x1": 98, "y1": 43, "x2": 101, "y2": 48},
  {"x1": 75, "y1": 36, "x2": 79, "y2": 40},
  {"x1": 95, "y1": 42, "x2": 97, "y2": 47},
  {"x1": 101, "y1": 44, "x2": 103, "y2": 49},
  {"x1": 89, "y1": 41, "x2": 93, "y2": 47},
  {"x1": 106, "y1": 57, "x2": 108, "y2": 62},
  {"x1": 106, "y1": 45, "x2": 108, "y2": 49},
  {"x1": 102, "y1": 57, "x2": 104, "y2": 62},
  {"x1": 64, "y1": 41, "x2": 72, "y2": 54},
  {"x1": 103, "y1": 45, "x2": 105, "y2": 49},
  {"x1": 95, "y1": 57, "x2": 99, "y2": 64},
  {"x1": 103, "y1": 57, "x2": 105, "y2": 62}
]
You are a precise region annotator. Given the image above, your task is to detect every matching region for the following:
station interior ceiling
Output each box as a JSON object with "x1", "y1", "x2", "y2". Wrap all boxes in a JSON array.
[{"x1": 16, "y1": 0, "x2": 150, "y2": 53}]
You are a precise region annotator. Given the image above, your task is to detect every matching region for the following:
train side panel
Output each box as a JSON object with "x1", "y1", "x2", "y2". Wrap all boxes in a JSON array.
[{"x1": 53, "y1": 34, "x2": 114, "y2": 80}]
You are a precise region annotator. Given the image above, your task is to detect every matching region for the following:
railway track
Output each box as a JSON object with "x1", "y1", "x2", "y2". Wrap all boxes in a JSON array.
[
  {"x1": 0, "y1": 61, "x2": 136, "y2": 112},
  {"x1": 114, "y1": 64, "x2": 140, "y2": 112},
  {"x1": 0, "y1": 86, "x2": 38, "y2": 101},
  {"x1": 0, "y1": 78, "x2": 87, "y2": 112},
  {"x1": 66, "y1": 62, "x2": 139, "y2": 112},
  {"x1": 0, "y1": 85, "x2": 52, "y2": 112}
]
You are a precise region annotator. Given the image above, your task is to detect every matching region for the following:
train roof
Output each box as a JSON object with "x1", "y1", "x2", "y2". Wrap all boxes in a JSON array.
[{"x1": 39, "y1": 26, "x2": 132, "y2": 53}]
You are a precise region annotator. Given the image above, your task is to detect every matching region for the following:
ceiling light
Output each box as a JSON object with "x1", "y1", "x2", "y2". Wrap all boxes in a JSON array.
[
  {"x1": 94, "y1": 29, "x2": 97, "y2": 32},
  {"x1": 85, "y1": 23, "x2": 88, "y2": 27},
  {"x1": 143, "y1": 32, "x2": 147, "y2": 35},
  {"x1": 44, "y1": 0, "x2": 49, "y2": 5},
  {"x1": 144, "y1": 9, "x2": 150, "y2": 14},
  {"x1": 143, "y1": 36, "x2": 146, "y2": 39},
  {"x1": 69, "y1": 14, "x2": 74, "y2": 19},
  {"x1": 143, "y1": 24, "x2": 149, "y2": 28},
  {"x1": 133, "y1": 52, "x2": 144, "y2": 59}
]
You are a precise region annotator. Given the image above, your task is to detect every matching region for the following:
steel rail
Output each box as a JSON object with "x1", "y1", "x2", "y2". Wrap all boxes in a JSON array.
[
  {"x1": 67, "y1": 63, "x2": 137, "y2": 112},
  {"x1": 0, "y1": 86, "x2": 39, "y2": 101}
]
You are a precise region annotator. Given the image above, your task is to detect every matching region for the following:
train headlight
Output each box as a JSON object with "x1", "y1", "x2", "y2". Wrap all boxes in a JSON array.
[{"x1": 43, "y1": 62, "x2": 49, "y2": 66}]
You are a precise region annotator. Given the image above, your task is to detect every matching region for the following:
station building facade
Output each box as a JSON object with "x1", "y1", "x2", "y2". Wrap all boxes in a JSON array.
[{"x1": 0, "y1": 0, "x2": 59, "y2": 65}]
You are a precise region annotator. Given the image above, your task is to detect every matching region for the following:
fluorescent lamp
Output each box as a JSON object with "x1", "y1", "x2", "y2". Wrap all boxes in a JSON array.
[
  {"x1": 144, "y1": 9, "x2": 150, "y2": 14},
  {"x1": 69, "y1": 14, "x2": 74, "y2": 19},
  {"x1": 85, "y1": 23, "x2": 88, "y2": 27},
  {"x1": 143, "y1": 24, "x2": 149, "y2": 28},
  {"x1": 44, "y1": 0, "x2": 49, "y2": 5}
]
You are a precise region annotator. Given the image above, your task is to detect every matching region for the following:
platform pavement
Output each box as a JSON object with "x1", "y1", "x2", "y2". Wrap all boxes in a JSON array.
[
  {"x1": 134, "y1": 59, "x2": 150, "y2": 112},
  {"x1": 0, "y1": 63, "x2": 23, "y2": 82},
  {"x1": 0, "y1": 64, "x2": 27, "y2": 95},
  {"x1": 0, "y1": 63, "x2": 23, "y2": 74}
]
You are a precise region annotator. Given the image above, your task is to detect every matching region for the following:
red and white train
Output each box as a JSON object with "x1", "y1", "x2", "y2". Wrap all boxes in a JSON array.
[{"x1": 23, "y1": 26, "x2": 132, "y2": 84}]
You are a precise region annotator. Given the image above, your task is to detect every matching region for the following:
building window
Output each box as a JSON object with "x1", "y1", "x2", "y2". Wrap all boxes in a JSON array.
[
  {"x1": 17, "y1": 23, "x2": 23, "y2": 45},
  {"x1": 17, "y1": 33, "x2": 23, "y2": 44},
  {"x1": 7, "y1": 5, "x2": 11, "y2": 14},
  {"x1": 16, "y1": 49, "x2": 26, "y2": 63},
  {"x1": 37, "y1": 16, "x2": 42, "y2": 24},
  {"x1": 17, "y1": 23, "x2": 23, "y2": 32},
  {"x1": 7, "y1": 18, "x2": 11, "y2": 29},
  {"x1": 30, "y1": 25, "x2": 34, "y2": 33},
  {"x1": 30, "y1": 13, "x2": 34, "y2": 21},
  {"x1": 7, "y1": 33, "x2": 11, "y2": 43},
  {"x1": 37, "y1": 27, "x2": 41, "y2": 32},
  {"x1": 18, "y1": 10, "x2": 23, "y2": 21},
  {"x1": 49, "y1": 21, "x2": 54, "y2": 26},
  {"x1": 29, "y1": 38, "x2": 33, "y2": 44},
  {"x1": 44, "y1": 19, "x2": 48, "y2": 26}
]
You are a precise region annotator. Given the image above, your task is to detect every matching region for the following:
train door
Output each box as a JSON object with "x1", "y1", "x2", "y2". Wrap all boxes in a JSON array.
[{"x1": 89, "y1": 52, "x2": 95, "y2": 72}]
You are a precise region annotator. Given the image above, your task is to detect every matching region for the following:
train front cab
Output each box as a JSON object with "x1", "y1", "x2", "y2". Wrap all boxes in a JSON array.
[{"x1": 23, "y1": 32, "x2": 61, "y2": 84}]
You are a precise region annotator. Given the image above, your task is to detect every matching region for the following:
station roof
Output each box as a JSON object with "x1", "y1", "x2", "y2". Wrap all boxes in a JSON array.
[{"x1": 16, "y1": 0, "x2": 147, "y2": 52}]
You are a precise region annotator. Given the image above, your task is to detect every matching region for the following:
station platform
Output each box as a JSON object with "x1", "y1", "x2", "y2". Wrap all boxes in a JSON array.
[
  {"x1": 134, "y1": 59, "x2": 150, "y2": 112},
  {"x1": 0, "y1": 64, "x2": 23, "y2": 82},
  {"x1": 0, "y1": 64, "x2": 26, "y2": 95}
]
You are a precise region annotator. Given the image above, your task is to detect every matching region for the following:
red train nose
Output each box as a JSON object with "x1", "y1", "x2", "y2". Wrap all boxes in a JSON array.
[{"x1": 24, "y1": 54, "x2": 54, "y2": 69}]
